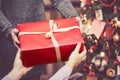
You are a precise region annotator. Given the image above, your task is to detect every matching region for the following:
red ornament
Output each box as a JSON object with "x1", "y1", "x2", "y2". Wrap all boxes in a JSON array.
[{"x1": 85, "y1": 0, "x2": 93, "y2": 6}]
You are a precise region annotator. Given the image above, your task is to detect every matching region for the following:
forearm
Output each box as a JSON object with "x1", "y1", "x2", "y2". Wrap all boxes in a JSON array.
[
  {"x1": 1, "y1": 76, "x2": 11, "y2": 80},
  {"x1": 51, "y1": 0, "x2": 79, "y2": 18},
  {"x1": 0, "y1": 11, "x2": 13, "y2": 36},
  {"x1": 8, "y1": 68, "x2": 23, "y2": 80},
  {"x1": 1, "y1": 69, "x2": 23, "y2": 80},
  {"x1": 49, "y1": 64, "x2": 73, "y2": 80}
]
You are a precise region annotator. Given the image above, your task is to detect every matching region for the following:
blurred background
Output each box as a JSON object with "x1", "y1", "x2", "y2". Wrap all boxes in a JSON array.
[{"x1": 44, "y1": 0, "x2": 80, "y2": 19}]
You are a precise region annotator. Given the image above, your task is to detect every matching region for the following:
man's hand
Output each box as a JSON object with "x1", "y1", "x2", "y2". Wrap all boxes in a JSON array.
[{"x1": 11, "y1": 28, "x2": 20, "y2": 48}]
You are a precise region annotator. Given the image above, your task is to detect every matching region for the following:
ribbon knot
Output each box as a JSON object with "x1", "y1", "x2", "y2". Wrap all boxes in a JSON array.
[
  {"x1": 45, "y1": 22, "x2": 59, "y2": 38},
  {"x1": 45, "y1": 32, "x2": 52, "y2": 38}
]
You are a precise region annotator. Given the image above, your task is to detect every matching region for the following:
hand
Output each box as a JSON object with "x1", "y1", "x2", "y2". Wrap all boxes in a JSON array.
[
  {"x1": 76, "y1": 17, "x2": 83, "y2": 33},
  {"x1": 8, "y1": 49, "x2": 32, "y2": 80},
  {"x1": 67, "y1": 43, "x2": 86, "y2": 68},
  {"x1": 11, "y1": 28, "x2": 20, "y2": 48}
]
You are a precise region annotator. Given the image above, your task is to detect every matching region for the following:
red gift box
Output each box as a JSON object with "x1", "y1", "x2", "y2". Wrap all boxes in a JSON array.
[{"x1": 18, "y1": 17, "x2": 84, "y2": 67}]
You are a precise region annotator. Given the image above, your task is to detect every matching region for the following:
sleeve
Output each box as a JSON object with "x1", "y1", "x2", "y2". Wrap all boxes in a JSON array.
[
  {"x1": 0, "y1": 0, "x2": 13, "y2": 37},
  {"x1": 49, "y1": 64, "x2": 73, "y2": 80},
  {"x1": 50, "y1": 0, "x2": 79, "y2": 18},
  {"x1": 1, "y1": 75, "x2": 12, "y2": 80}
]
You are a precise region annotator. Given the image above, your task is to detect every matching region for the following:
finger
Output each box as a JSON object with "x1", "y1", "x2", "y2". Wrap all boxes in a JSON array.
[
  {"x1": 14, "y1": 28, "x2": 19, "y2": 33},
  {"x1": 79, "y1": 46, "x2": 86, "y2": 53},
  {"x1": 27, "y1": 67, "x2": 33, "y2": 72},
  {"x1": 16, "y1": 48, "x2": 21, "y2": 56},
  {"x1": 78, "y1": 47, "x2": 86, "y2": 58},
  {"x1": 12, "y1": 32, "x2": 20, "y2": 44},
  {"x1": 74, "y1": 42, "x2": 81, "y2": 52},
  {"x1": 79, "y1": 53, "x2": 86, "y2": 57},
  {"x1": 15, "y1": 48, "x2": 21, "y2": 60},
  {"x1": 14, "y1": 41, "x2": 20, "y2": 49},
  {"x1": 11, "y1": 29, "x2": 20, "y2": 43},
  {"x1": 82, "y1": 46, "x2": 87, "y2": 54},
  {"x1": 81, "y1": 55, "x2": 86, "y2": 61},
  {"x1": 12, "y1": 31, "x2": 20, "y2": 48},
  {"x1": 78, "y1": 52, "x2": 86, "y2": 59}
]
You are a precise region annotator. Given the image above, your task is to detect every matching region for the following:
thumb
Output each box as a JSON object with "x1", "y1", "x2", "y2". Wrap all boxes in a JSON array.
[
  {"x1": 15, "y1": 48, "x2": 21, "y2": 60},
  {"x1": 74, "y1": 42, "x2": 81, "y2": 53},
  {"x1": 11, "y1": 29, "x2": 19, "y2": 43},
  {"x1": 78, "y1": 46, "x2": 86, "y2": 58}
]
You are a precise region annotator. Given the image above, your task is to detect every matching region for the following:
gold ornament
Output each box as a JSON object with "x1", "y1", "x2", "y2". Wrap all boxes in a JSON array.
[
  {"x1": 100, "y1": 51, "x2": 105, "y2": 58},
  {"x1": 106, "y1": 68, "x2": 115, "y2": 77},
  {"x1": 113, "y1": 33, "x2": 119, "y2": 42}
]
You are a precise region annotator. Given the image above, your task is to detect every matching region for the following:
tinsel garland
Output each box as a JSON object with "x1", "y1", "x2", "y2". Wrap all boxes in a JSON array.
[{"x1": 99, "y1": 0, "x2": 116, "y2": 7}]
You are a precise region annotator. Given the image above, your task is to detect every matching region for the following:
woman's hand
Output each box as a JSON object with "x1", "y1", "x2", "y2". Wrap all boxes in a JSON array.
[
  {"x1": 67, "y1": 43, "x2": 86, "y2": 68},
  {"x1": 8, "y1": 49, "x2": 32, "y2": 80}
]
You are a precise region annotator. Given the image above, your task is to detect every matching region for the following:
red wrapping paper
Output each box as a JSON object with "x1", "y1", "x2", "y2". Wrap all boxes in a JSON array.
[{"x1": 18, "y1": 17, "x2": 84, "y2": 67}]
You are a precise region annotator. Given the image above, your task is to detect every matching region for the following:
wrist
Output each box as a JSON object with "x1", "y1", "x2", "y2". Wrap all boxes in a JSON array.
[
  {"x1": 66, "y1": 61, "x2": 76, "y2": 69},
  {"x1": 8, "y1": 27, "x2": 14, "y2": 35},
  {"x1": 8, "y1": 68, "x2": 23, "y2": 80}
]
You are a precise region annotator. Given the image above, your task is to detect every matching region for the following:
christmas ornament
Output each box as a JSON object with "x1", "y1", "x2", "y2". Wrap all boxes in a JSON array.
[
  {"x1": 113, "y1": 33, "x2": 119, "y2": 42},
  {"x1": 100, "y1": 51, "x2": 105, "y2": 58},
  {"x1": 106, "y1": 68, "x2": 115, "y2": 77}
]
